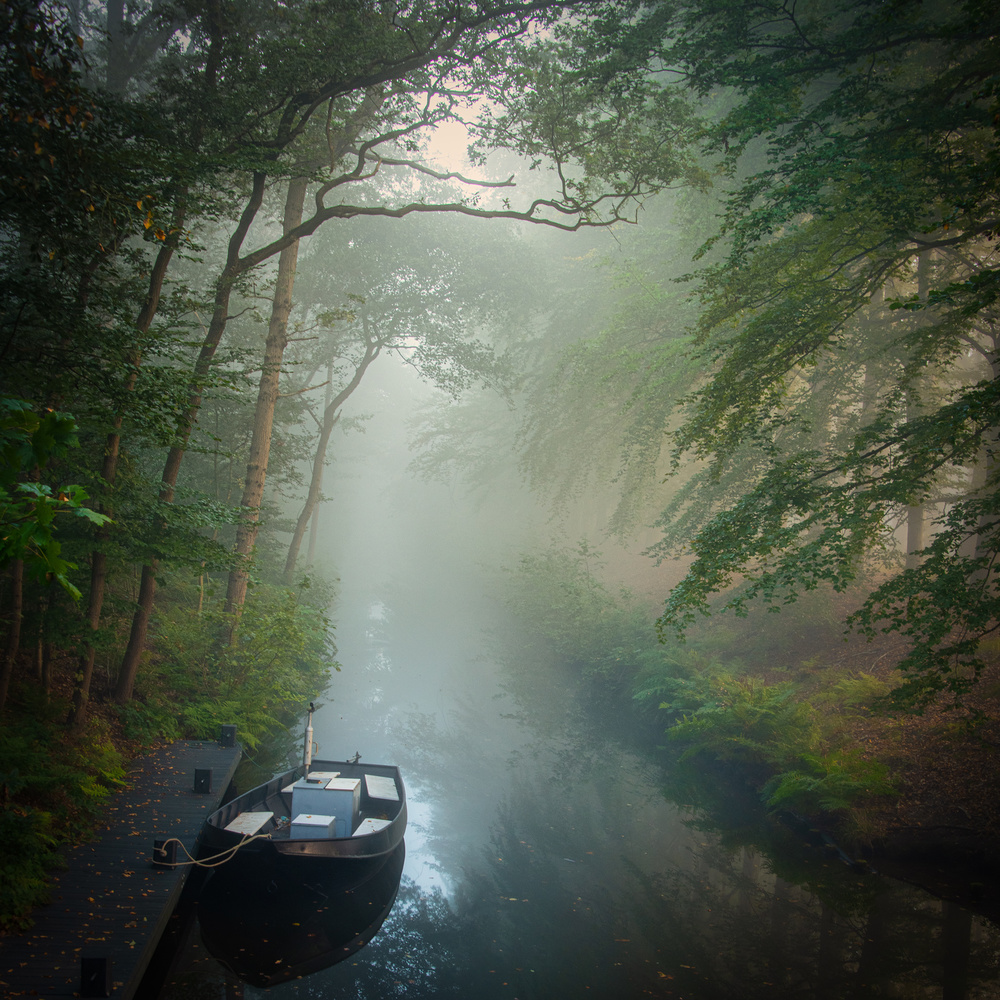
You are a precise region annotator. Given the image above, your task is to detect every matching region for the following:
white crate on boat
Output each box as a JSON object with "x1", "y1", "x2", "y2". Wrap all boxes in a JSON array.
[
  {"x1": 365, "y1": 774, "x2": 399, "y2": 802},
  {"x1": 290, "y1": 778, "x2": 336, "y2": 817},
  {"x1": 291, "y1": 777, "x2": 360, "y2": 837},
  {"x1": 290, "y1": 813, "x2": 336, "y2": 839},
  {"x1": 324, "y1": 777, "x2": 361, "y2": 837},
  {"x1": 353, "y1": 817, "x2": 392, "y2": 837}
]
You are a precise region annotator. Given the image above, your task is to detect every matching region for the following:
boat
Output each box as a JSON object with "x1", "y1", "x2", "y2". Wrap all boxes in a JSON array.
[
  {"x1": 198, "y1": 841, "x2": 406, "y2": 987},
  {"x1": 202, "y1": 706, "x2": 407, "y2": 861}
]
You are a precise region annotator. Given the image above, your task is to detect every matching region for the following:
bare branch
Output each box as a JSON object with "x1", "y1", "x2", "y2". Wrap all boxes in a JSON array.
[{"x1": 278, "y1": 379, "x2": 331, "y2": 398}]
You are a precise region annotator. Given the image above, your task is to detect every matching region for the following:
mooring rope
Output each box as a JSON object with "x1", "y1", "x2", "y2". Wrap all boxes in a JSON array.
[{"x1": 155, "y1": 829, "x2": 276, "y2": 868}]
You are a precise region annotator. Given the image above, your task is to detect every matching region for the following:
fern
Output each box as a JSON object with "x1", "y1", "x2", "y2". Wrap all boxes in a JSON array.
[{"x1": 763, "y1": 752, "x2": 895, "y2": 815}]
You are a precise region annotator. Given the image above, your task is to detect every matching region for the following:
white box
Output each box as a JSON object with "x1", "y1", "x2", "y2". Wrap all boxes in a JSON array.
[
  {"x1": 290, "y1": 777, "x2": 336, "y2": 817},
  {"x1": 365, "y1": 774, "x2": 399, "y2": 802},
  {"x1": 324, "y1": 777, "x2": 361, "y2": 837},
  {"x1": 224, "y1": 811, "x2": 273, "y2": 836},
  {"x1": 290, "y1": 813, "x2": 336, "y2": 839}
]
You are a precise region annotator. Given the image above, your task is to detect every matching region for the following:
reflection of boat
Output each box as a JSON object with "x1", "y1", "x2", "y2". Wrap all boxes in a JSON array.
[
  {"x1": 198, "y1": 841, "x2": 405, "y2": 987},
  {"x1": 203, "y1": 706, "x2": 407, "y2": 860}
]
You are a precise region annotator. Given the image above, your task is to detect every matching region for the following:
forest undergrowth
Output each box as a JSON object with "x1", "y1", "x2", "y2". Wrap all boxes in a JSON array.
[
  {"x1": 0, "y1": 582, "x2": 332, "y2": 932},
  {"x1": 503, "y1": 543, "x2": 1000, "y2": 871}
]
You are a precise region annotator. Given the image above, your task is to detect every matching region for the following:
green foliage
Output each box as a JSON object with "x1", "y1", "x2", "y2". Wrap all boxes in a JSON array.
[
  {"x1": 0, "y1": 696, "x2": 126, "y2": 930},
  {"x1": 501, "y1": 541, "x2": 655, "y2": 687},
  {"x1": 0, "y1": 805, "x2": 58, "y2": 931},
  {"x1": 116, "y1": 702, "x2": 182, "y2": 746},
  {"x1": 667, "y1": 679, "x2": 817, "y2": 774},
  {"x1": 630, "y1": 0, "x2": 1000, "y2": 710},
  {"x1": 145, "y1": 583, "x2": 334, "y2": 751},
  {"x1": 848, "y1": 492, "x2": 1000, "y2": 710},
  {"x1": 631, "y1": 645, "x2": 735, "y2": 716},
  {"x1": 762, "y1": 752, "x2": 895, "y2": 816},
  {"x1": 0, "y1": 396, "x2": 110, "y2": 597},
  {"x1": 666, "y1": 677, "x2": 896, "y2": 818},
  {"x1": 814, "y1": 673, "x2": 892, "y2": 712}
]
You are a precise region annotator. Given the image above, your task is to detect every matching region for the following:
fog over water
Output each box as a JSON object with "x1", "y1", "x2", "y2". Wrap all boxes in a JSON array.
[{"x1": 156, "y1": 358, "x2": 1000, "y2": 1000}]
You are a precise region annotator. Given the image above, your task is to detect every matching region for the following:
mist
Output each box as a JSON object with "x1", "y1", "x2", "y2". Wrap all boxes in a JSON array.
[{"x1": 2, "y1": 2, "x2": 998, "y2": 995}]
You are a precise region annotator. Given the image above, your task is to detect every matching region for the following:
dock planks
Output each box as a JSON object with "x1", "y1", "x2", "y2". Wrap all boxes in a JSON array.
[{"x1": 0, "y1": 739, "x2": 241, "y2": 999}]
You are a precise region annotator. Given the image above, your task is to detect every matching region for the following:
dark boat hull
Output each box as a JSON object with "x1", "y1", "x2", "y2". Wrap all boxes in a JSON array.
[
  {"x1": 203, "y1": 758, "x2": 406, "y2": 861},
  {"x1": 199, "y1": 841, "x2": 406, "y2": 987}
]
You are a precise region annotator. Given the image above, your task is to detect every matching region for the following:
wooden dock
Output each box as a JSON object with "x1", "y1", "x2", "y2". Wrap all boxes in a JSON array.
[{"x1": 0, "y1": 738, "x2": 242, "y2": 999}]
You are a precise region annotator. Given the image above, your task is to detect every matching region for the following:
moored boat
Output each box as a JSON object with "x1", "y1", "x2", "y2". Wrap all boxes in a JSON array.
[{"x1": 202, "y1": 707, "x2": 406, "y2": 861}]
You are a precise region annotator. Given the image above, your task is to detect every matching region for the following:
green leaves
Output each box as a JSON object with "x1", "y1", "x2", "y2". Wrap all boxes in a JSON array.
[
  {"x1": 639, "y1": 0, "x2": 1000, "y2": 709},
  {"x1": 665, "y1": 677, "x2": 895, "y2": 816},
  {"x1": 0, "y1": 397, "x2": 110, "y2": 597}
]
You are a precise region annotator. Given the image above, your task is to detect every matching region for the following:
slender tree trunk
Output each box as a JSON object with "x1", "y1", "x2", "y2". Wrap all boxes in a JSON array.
[
  {"x1": 859, "y1": 286, "x2": 885, "y2": 426},
  {"x1": 115, "y1": 172, "x2": 267, "y2": 704},
  {"x1": 115, "y1": 90, "x2": 381, "y2": 693},
  {"x1": 223, "y1": 175, "x2": 309, "y2": 632},
  {"x1": 284, "y1": 330, "x2": 380, "y2": 581},
  {"x1": 305, "y1": 364, "x2": 334, "y2": 572},
  {"x1": 0, "y1": 560, "x2": 24, "y2": 714},
  {"x1": 970, "y1": 343, "x2": 1000, "y2": 565},
  {"x1": 71, "y1": 228, "x2": 181, "y2": 728},
  {"x1": 78, "y1": 1, "x2": 226, "y2": 715},
  {"x1": 905, "y1": 252, "x2": 933, "y2": 569},
  {"x1": 33, "y1": 586, "x2": 54, "y2": 695}
]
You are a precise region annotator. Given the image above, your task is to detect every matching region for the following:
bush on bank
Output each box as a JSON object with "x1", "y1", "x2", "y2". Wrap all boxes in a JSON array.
[
  {"x1": 502, "y1": 542, "x2": 898, "y2": 833},
  {"x1": 0, "y1": 582, "x2": 333, "y2": 931}
]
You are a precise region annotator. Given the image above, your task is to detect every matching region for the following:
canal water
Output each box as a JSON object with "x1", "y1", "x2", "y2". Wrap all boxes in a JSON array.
[
  {"x1": 154, "y1": 561, "x2": 1000, "y2": 999},
  {"x1": 154, "y1": 369, "x2": 1000, "y2": 998}
]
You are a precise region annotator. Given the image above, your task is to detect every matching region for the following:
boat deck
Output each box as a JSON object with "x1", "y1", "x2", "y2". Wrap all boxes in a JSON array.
[
  {"x1": 254, "y1": 786, "x2": 397, "y2": 840},
  {"x1": 205, "y1": 760, "x2": 405, "y2": 857}
]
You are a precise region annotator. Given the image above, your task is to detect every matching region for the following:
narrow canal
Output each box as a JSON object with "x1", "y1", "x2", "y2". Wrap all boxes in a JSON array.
[
  {"x1": 154, "y1": 371, "x2": 1000, "y2": 999},
  {"x1": 153, "y1": 560, "x2": 1000, "y2": 999}
]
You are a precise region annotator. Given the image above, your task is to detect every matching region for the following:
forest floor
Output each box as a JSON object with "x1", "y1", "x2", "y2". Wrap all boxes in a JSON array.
[
  {"x1": 834, "y1": 634, "x2": 1000, "y2": 868},
  {"x1": 646, "y1": 572, "x2": 1000, "y2": 903},
  {"x1": 780, "y1": 620, "x2": 1000, "y2": 878}
]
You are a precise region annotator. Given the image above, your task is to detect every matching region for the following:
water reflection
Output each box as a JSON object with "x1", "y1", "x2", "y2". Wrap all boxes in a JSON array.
[{"x1": 157, "y1": 581, "x2": 1000, "y2": 998}]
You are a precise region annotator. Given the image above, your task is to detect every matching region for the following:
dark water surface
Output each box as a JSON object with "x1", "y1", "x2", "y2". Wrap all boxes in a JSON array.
[{"x1": 154, "y1": 569, "x2": 1000, "y2": 999}]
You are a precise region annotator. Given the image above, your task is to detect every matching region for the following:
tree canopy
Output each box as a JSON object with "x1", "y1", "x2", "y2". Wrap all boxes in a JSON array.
[{"x1": 614, "y1": 0, "x2": 1000, "y2": 709}]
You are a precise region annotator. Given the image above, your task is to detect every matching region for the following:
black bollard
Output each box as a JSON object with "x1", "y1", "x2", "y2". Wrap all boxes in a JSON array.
[{"x1": 80, "y1": 955, "x2": 112, "y2": 997}]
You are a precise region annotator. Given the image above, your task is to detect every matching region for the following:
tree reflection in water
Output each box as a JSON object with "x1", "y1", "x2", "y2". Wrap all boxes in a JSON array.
[{"x1": 156, "y1": 602, "x2": 1000, "y2": 999}]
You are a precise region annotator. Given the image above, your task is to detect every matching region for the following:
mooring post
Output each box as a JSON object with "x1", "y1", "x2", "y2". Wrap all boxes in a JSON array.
[{"x1": 80, "y1": 955, "x2": 112, "y2": 997}]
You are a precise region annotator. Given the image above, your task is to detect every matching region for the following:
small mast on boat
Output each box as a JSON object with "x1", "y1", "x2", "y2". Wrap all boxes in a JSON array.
[{"x1": 304, "y1": 702, "x2": 315, "y2": 768}]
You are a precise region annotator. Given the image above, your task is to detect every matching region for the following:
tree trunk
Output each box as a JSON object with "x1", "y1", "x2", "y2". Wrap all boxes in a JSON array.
[
  {"x1": 284, "y1": 329, "x2": 381, "y2": 581},
  {"x1": 115, "y1": 172, "x2": 268, "y2": 704},
  {"x1": 0, "y1": 560, "x2": 24, "y2": 714},
  {"x1": 905, "y1": 252, "x2": 932, "y2": 569},
  {"x1": 71, "y1": 229, "x2": 180, "y2": 728},
  {"x1": 115, "y1": 92, "x2": 381, "y2": 692},
  {"x1": 114, "y1": 562, "x2": 158, "y2": 704},
  {"x1": 970, "y1": 342, "x2": 1000, "y2": 566},
  {"x1": 223, "y1": 175, "x2": 309, "y2": 632},
  {"x1": 80, "y1": 0, "x2": 225, "y2": 715},
  {"x1": 305, "y1": 364, "x2": 334, "y2": 573}
]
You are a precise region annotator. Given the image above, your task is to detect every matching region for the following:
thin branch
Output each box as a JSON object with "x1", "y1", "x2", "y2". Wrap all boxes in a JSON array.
[
  {"x1": 350, "y1": 149, "x2": 517, "y2": 189},
  {"x1": 278, "y1": 379, "x2": 330, "y2": 398}
]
